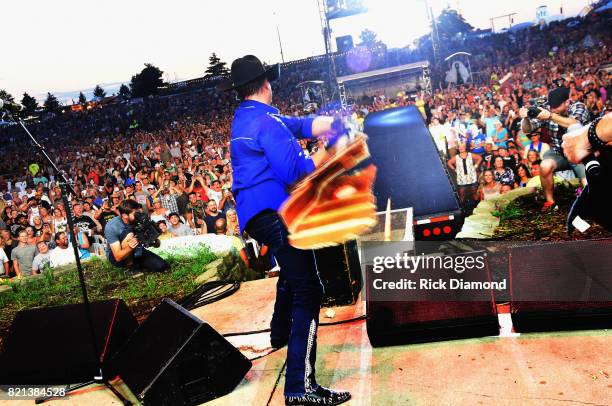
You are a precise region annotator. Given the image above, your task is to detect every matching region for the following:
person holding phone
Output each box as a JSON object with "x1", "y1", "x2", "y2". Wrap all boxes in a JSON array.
[{"x1": 218, "y1": 187, "x2": 236, "y2": 213}]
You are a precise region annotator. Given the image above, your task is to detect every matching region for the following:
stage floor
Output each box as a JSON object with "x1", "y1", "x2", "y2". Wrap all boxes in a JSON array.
[{"x1": 4, "y1": 277, "x2": 610, "y2": 406}]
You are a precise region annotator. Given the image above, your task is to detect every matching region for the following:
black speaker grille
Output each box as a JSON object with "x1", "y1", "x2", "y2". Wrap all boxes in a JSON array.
[
  {"x1": 366, "y1": 252, "x2": 498, "y2": 346},
  {"x1": 509, "y1": 239, "x2": 612, "y2": 332},
  {"x1": 108, "y1": 299, "x2": 251, "y2": 405},
  {"x1": 0, "y1": 299, "x2": 137, "y2": 384}
]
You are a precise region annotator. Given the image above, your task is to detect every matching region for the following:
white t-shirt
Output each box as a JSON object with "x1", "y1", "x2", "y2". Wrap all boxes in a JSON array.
[
  {"x1": 29, "y1": 207, "x2": 41, "y2": 225},
  {"x1": 40, "y1": 195, "x2": 52, "y2": 206},
  {"x1": 523, "y1": 141, "x2": 551, "y2": 160},
  {"x1": 50, "y1": 245, "x2": 76, "y2": 268},
  {"x1": 0, "y1": 248, "x2": 7, "y2": 275},
  {"x1": 429, "y1": 123, "x2": 448, "y2": 153},
  {"x1": 207, "y1": 189, "x2": 223, "y2": 206},
  {"x1": 15, "y1": 181, "x2": 27, "y2": 193}
]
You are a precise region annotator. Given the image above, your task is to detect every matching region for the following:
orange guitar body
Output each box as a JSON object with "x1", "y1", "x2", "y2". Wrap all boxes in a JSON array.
[{"x1": 279, "y1": 134, "x2": 377, "y2": 249}]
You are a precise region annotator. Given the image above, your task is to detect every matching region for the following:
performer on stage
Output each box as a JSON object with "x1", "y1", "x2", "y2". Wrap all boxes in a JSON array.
[{"x1": 218, "y1": 55, "x2": 351, "y2": 406}]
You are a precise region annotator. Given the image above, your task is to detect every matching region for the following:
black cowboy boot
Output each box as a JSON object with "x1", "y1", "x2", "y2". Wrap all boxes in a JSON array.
[{"x1": 285, "y1": 386, "x2": 351, "y2": 406}]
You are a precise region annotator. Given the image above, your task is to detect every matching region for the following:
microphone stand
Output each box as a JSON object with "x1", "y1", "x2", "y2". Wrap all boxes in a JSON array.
[{"x1": 4, "y1": 110, "x2": 131, "y2": 405}]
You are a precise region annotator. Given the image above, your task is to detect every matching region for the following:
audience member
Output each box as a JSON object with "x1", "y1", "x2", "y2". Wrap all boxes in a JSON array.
[
  {"x1": 31, "y1": 241, "x2": 51, "y2": 274},
  {"x1": 167, "y1": 212, "x2": 193, "y2": 237},
  {"x1": 11, "y1": 230, "x2": 37, "y2": 278}
]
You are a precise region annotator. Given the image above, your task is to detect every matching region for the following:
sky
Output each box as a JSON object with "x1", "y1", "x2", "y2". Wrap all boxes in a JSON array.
[{"x1": 0, "y1": 0, "x2": 594, "y2": 104}]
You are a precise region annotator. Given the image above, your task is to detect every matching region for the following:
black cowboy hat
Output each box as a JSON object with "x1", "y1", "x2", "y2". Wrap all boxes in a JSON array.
[{"x1": 217, "y1": 55, "x2": 279, "y2": 92}]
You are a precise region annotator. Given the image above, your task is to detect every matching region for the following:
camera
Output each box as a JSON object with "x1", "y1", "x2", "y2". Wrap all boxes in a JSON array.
[
  {"x1": 527, "y1": 96, "x2": 548, "y2": 119},
  {"x1": 527, "y1": 106, "x2": 543, "y2": 119},
  {"x1": 133, "y1": 212, "x2": 161, "y2": 248}
]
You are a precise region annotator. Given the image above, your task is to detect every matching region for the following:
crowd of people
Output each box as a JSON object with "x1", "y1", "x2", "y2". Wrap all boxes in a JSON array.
[
  {"x1": 0, "y1": 7, "x2": 610, "y2": 278},
  {"x1": 431, "y1": 42, "x2": 610, "y2": 210}
]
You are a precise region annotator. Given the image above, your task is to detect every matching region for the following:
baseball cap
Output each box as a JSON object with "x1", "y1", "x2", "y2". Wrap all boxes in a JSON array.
[
  {"x1": 125, "y1": 179, "x2": 135, "y2": 187},
  {"x1": 547, "y1": 87, "x2": 570, "y2": 109}
]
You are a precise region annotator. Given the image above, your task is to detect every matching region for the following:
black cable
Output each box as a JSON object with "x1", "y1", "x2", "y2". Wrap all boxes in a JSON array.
[
  {"x1": 193, "y1": 284, "x2": 238, "y2": 308},
  {"x1": 320, "y1": 314, "x2": 366, "y2": 326},
  {"x1": 223, "y1": 329, "x2": 269, "y2": 338},
  {"x1": 178, "y1": 281, "x2": 367, "y2": 362},
  {"x1": 223, "y1": 314, "x2": 367, "y2": 338},
  {"x1": 239, "y1": 315, "x2": 367, "y2": 361},
  {"x1": 178, "y1": 281, "x2": 240, "y2": 310},
  {"x1": 249, "y1": 346, "x2": 283, "y2": 362}
]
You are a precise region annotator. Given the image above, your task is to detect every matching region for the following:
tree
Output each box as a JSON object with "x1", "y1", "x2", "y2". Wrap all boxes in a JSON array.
[
  {"x1": 21, "y1": 93, "x2": 38, "y2": 117},
  {"x1": 130, "y1": 63, "x2": 165, "y2": 98},
  {"x1": 118, "y1": 84, "x2": 131, "y2": 98},
  {"x1": 204, "y1": 53, "x2": 229, "y2": 77},
  {"x1": 93, "y1": 85, "x2": 106, "y2": 99},
  {"x1": 0, "y1": 89, "x2": 15, "y2": 104},
  {"x1": 78, "y1": 92, "x2": 87, "y2": 105},
  {"x1": 43, "y1": 92, "x2": 61, "y2": 113},
  {"x1": 0, "y1": 89, "x2": 21, "y2": 115},
  {"x1": 358, "y1": 29, "x2": 382, "y2": 48},
  {"x1": 434, "y1": 8, "x2": 474, "y2": 42}
]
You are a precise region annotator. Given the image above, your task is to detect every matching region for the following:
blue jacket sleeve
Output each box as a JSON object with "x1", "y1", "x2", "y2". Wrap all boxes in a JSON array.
[
  {"x1": 259, "y1": 115, "x2": 315, "y2": 186},
  {"x1": 273, "y1": 114, "x2": 315, "y2": 139}
]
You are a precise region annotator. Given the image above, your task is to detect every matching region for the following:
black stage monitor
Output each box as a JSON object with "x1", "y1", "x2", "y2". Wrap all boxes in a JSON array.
[{"x1": 362, "y1": 106, "x2": 461, "y2": 218}]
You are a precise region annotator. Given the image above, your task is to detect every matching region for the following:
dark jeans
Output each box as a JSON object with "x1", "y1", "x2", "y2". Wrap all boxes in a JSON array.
[
  {"x1": 246, "y1": 210, "x2": 324, "y2": 397},
  {"x1": 109, "y1": 229, "x2": 170, "y2": 273}
]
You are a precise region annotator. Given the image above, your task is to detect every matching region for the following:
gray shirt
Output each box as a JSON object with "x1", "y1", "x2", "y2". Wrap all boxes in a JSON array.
[
  {"x1": 169, "y1": 223, "x2": 193, "y2": 237},
  {"x1": 11, "y1": 244, "x2": 37, "y2": 276},
  {"x1": 32, "y1": 252, "x2": 51, "y2": 273}
]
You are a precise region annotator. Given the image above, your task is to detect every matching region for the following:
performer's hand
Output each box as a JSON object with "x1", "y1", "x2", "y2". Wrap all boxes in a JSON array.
[
  {"x1": 331, "y1": 117, "x2": 350, "y2": 136},
  {"x1": 562, "y1": 124, "x2": 591, "y2": 164},
  {"x1": 326, "y1": 117, "x2": 352, "y2": 152}
]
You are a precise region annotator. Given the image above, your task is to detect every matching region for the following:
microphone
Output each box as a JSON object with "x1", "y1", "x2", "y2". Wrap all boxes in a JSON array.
[{"x1": 0, "y1": 99, "x2": 22, "y2": 110}]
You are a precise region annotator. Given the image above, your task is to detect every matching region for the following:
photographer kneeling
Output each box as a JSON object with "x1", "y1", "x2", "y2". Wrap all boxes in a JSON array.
[
  {"x1": 104, "y1": 199, "x2": 170, "y2": 273},
  {"x1": 520, "y1": 87, "x2": 590, "y2": 211}
]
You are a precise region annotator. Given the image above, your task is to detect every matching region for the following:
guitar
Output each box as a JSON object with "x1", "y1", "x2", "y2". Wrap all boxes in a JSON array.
[{"x1": 279, "y1": 133, "x2": 377, "y2": 249}]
